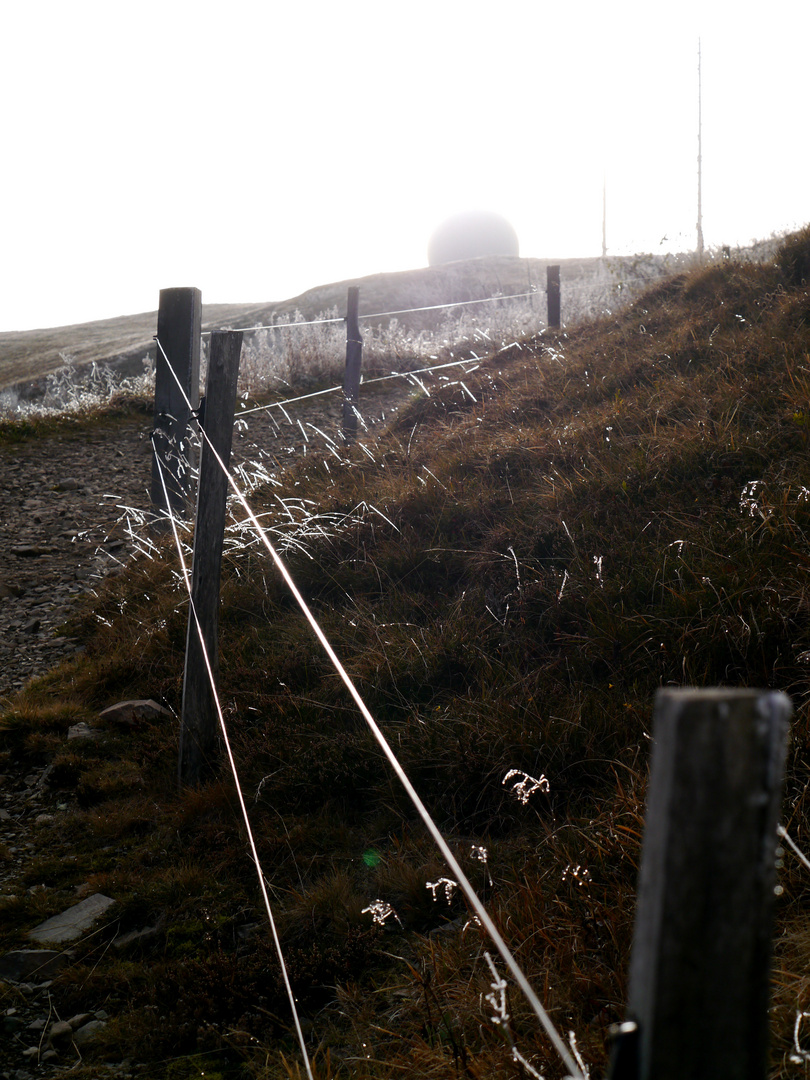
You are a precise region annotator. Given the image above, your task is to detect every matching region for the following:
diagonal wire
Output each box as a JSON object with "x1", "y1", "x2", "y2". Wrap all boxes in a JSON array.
[
  {"x1": 151, "y1": 438, "x2": 315, "y2": 1080},
  {"x1": 154, "y1": 336, "x2": 584, "y2": 1078},
  {"x1": 236, "y1": 356, "x2": 482, "y2": 418},
  {"x1": 778, "y1": 824, "x2": 810, "y2": 873}
]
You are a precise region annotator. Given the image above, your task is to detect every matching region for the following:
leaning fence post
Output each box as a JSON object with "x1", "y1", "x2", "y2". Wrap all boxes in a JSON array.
[
  {"x1": 612, "y1": 687, "x2": 791, "y2": 1080},
  {"x1": 342, "y1": 286, "x2": 363, "y2": 442},
  {"x1": 178, "y1": 330, "x2": 243, "y2": 789},
  {"x1": 151, "y1": 287, "x2": 202, "y2": 527},
  {"x1": 547, "y1": 265, "x2": 561, "y2": 328}
]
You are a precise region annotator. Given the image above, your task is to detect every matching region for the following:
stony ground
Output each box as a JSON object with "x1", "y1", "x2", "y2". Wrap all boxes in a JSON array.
[
  {"x1": 0, "y1": 385, "x2": 412, "y2": 698},
  {"x1": 0, "y1": 382, "x2": 412, "y2": 1079}
]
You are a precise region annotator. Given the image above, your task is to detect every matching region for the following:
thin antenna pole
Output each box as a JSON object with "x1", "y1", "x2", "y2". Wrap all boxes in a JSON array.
[
  {"x1": 696, "y1": 39, "x2": 704, "y2": 262},
  {"x1": 602, "y1": 173, "x2": 607, "y2": 258}
]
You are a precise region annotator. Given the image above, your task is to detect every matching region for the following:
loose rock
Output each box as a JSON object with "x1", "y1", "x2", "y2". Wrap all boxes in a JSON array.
[
  {"x1": 28, "y1": 893, "x2": 115, "y2": 946},
  {"x1": 66, "y1": 722, "x2": 99, "y2": 741},
  {"x1": 47, "y1": 1020, "x2": 74, "y2": 1049},
  {"x1": 72, "y1": 1019, "x2": 106, "y2": 1046}
]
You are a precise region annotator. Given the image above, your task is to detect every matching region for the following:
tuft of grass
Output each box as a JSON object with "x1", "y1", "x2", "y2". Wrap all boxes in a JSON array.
[{"x1": 776, "y1": 224, "x2": 810, "y2": 287}]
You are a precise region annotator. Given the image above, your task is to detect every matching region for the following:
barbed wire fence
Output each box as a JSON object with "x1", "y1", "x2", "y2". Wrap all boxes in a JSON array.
[
  {"x1": 154, "y1": 328, "x2": 588, "y2": 1080},
  {"x1": 143, "y1": 281, "x2": 797, "y2": 1078},
  {"x1": 3, "y1": 244, "x2": 799, "y2": 1077},
  {"x1": 0, "y1": 253, "x2": 689, "y2": 423}
]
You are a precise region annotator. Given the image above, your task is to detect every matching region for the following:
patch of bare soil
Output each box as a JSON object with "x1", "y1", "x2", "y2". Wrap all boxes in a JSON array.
[
  {"x1": 0, "y1": 378, "x2": 416, "y2": 1078},
  {"x1": 0, "y1": 380, "x2": 415, "y2": 700}
]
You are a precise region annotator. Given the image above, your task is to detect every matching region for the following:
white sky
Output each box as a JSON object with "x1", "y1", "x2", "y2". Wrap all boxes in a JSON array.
[{"x1": 1, "y1": 0, "x2": 806, "y2": 332}]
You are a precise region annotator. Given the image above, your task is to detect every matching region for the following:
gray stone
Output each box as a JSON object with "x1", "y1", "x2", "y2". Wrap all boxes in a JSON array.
[
  {"x1": 98, "y1": 699, "x2": 172, "y2": 726},
  {"x1": 66, "y1": 722, "x2": 99, "y2": 741},
  {"x1": 0, "y1": 950, "x2": 70, "y2": 983},
  {"x1": 48, "y1": 1020, "x2": 74, "y2": 1047},
  {"x1": 72, "y1": 1019, "x2": 106, "y2": 1046},
  {"x1": 67, "y1": 1012, "x2": 93, "y2": 1030},
  {"x1": 28, "y1": 893, "x2": 115, "y2": 946}
]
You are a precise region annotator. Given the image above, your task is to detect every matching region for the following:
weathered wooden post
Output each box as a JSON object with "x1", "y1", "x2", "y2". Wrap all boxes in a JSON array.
[
  {"x1": 342, "y1": 286, "x2": 363, "y2": 442},
  {"x1": 547, "y1": 265, "x2": 561, "y2": 329},
  {"x1": 611, "y1": 688, "x2": 791, "y2": 1080},
  {"x1": 178, "y1": 330, "x2": 243, "y2": 788},
  {"x1": 151, "y1": 287, "x2": 202, "y2": 526}
]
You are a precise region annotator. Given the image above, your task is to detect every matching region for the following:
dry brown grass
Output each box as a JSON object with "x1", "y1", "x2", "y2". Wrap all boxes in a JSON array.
[{"x1": 2, "y1": 230, "x2": 810, "y2": 1077}]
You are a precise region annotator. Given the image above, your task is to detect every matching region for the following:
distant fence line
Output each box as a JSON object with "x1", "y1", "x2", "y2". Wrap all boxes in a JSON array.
[
  {"x1": 158, "y1": 263, "x2": 663, "y2": 481},
  {"x1": 194, "y1": 272, "x2": 562, "y2": 436},
  {"x1": 0, "y1": 256, "x2": 680, "y2": 419},
  {"x1": 215, "y1": 287, "x2": 541, "y2": 337},
  {"x1": 203, "y1": 250, "x2": 708, "y2": 342}
]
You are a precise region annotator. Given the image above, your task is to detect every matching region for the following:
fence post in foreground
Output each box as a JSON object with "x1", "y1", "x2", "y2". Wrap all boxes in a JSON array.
[
  {"x1": 611, "y1": 687, "x2": 791, "y2": 1080},
  {"x1": 151, "y1": 287, "x2": 202, "y2": 527},
  {"x1": 546, "y1": 265, "x2": 560, "y2": 328},
  {"x1": 342, "y1": 286, "x2": 363, "y2": 442},
  {"x1": 178, "y1": 330, "x2": 243, "y2": 789}
]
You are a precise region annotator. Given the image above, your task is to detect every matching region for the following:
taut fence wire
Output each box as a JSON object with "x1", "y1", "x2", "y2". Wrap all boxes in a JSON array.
[
  {"x1": 234, "y1": 354, "x2": 483, "y2": 418},
  {"x1": 204, "y1": 289, "x2": 539, "y2": 337},
  {"x1": 154, "y1": 334, "x2": 586, "y2": 1080},
  {"x1": 153, "y1": 330, "x2": 808, "y2": 1079}
]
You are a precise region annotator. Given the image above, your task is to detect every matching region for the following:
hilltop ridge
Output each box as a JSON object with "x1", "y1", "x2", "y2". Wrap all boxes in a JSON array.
[{"x1": 0, "y1": 250, "x2": 706, "y2": 400}]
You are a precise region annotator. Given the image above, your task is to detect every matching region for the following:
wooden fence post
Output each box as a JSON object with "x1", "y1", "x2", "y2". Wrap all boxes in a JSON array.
[
  {"x1": 547, "y1": 265, "x2": 561, "y2": 328},
  {"x1": 611, "y1": 688, "x2": 791, "y2": 1080},
  {"x1": 342, "y1": 286, "x2": 363, "y2": 442},
  {"x1": 151, "y1": 287, "x2": 202, "y2": 526},
  {"x1": 178, "y1": 330, "x2": 243, "y2": 788}
]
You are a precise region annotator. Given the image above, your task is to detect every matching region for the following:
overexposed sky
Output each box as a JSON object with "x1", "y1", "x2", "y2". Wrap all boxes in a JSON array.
[{"x1": 1, "y1": 0, "x2": 806, "y2": 332}]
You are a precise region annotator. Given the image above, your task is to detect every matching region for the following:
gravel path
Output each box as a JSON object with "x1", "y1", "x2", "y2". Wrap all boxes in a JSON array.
[
  {"x1": 0, "y1": 383, "x2": 412, "y2": 701},
  {"x1": 0, "y1": 382, "x2": 414, "y2": 1078}
]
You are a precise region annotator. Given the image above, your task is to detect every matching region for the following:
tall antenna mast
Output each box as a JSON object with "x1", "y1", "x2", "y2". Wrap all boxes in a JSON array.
[
  {"x1": 696, "y1": 38, "x2": 704, "y2": 261},
  {"x1": 602, "y1": 173, "x2": 607, "y2": 258}
]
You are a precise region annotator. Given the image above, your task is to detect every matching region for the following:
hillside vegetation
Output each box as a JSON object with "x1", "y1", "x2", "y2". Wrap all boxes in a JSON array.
[
  {"x1": 0, "y1": 257, "x2": 557, "y2": 395},
  {"x1": 0, "y1": 251, "x2": 702, "y2": 403},
  {"x1": 2, "y1": 228, "x2": 810, "y2": 1079}
]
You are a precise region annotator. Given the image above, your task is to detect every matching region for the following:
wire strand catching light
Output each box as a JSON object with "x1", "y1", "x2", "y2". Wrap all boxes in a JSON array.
[
  {"x1": 235, "y1": 355, "x2": 482, "y2": 418},
  {"x1": 154, "y1": 336, "x2": 585, "y2": 1079},
  {"x1": 204, "y1": 289, "x2": 539, "y2": 337}
]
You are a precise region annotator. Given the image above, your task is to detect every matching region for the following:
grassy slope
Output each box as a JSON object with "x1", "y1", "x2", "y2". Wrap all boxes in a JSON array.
[
  {"x1": 0, "y1": 252, "x2": 687, "y2": 395},
  {"x1": 0, "y1": 303, "x2": 282, "y2": 394},
  {"x1": 2, "y1": 230, "x2": 810, "y2": 1078}
]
